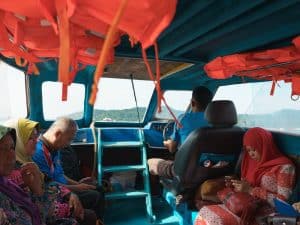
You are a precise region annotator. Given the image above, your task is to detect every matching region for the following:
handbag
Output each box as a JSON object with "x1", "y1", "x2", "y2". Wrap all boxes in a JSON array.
[
  {"x1": 218, "y1": 187, "x2": 258, "y2": 216},
  {"x1": 257, "y1": 216, "x2": 298, "y2": 225},
  {"x1": 195, "y1": 177, "x2": 226, "y2": 203},
  {"x1": 218, "y1": 187, "x2": 262, "y2": 225}
]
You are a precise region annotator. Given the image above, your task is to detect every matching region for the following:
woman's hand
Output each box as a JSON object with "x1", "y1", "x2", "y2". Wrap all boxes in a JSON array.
[
  {"x1": 224, "y1": 176, "x2": 235, "y2": 188},
  {"x1": 69, "y1": 193, "x2": 84, "y2": 220},
  {"x1": 231, "y1": 179, "x2": 252, "y2": 193},
  {"x1": 20, "y1": 162, "x2": 43, "y2": 196}
]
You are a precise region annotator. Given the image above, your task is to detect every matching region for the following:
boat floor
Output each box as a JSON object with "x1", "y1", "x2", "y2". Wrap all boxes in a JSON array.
[{"x1": 103, "y1": 196, "x2": 180, "y2": 225}]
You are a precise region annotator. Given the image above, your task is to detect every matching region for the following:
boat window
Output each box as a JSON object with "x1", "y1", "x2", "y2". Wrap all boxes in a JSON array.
[
  {"x1": 0, "y1": 61, "x2": 27, "y2": 123},
  {"x1": 42, "y1": 82, "x2": 85, "y2": 120},
  {"x1": 93, "y1": 78, "x2": 154, "y2": 122},
  {"x1": 213, "y1": 81, "x2": 300, "y2": 134},
  {"x1": 155, "y1": 90, "x2": 192, "y2": 119}
]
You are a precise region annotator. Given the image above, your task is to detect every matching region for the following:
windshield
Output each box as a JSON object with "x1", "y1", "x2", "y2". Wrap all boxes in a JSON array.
[
  {"x1": 93, "y1": 78, "x2": 154, "y2": 122},
  {"x1": 155, "y1": 90, "x2": 192, "y2": 119}
]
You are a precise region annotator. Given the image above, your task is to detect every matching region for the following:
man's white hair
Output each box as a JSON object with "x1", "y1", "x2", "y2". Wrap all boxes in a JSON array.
[{"x1": 49, "y1": 117, "x2": 78, "y2": 133}]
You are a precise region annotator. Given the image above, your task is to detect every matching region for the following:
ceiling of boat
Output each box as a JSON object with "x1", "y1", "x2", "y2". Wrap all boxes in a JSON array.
[
  {"x1": 117, "y1": 0, "x2": 300, "y2": 63},
  {"x1": 103, "y1": 57, "x2": 192, "y2": 80},
  {"x1": 114, "y1": 0, "x2": 300, "y2": 88}
]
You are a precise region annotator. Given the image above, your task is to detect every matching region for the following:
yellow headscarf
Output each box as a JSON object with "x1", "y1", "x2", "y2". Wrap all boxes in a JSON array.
[{"x1": 5, "y1": 118, "x2": 39, "y2": 164}]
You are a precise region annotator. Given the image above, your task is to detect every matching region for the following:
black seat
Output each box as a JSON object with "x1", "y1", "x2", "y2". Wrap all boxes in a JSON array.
[{"x1": 161, "y1": 100, "x2": 245, "y2": 197}]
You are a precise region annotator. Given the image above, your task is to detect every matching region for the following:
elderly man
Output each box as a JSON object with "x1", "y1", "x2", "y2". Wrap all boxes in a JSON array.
[{"x1": 33, "y1": 117, "x2": 104, "y2": 223}]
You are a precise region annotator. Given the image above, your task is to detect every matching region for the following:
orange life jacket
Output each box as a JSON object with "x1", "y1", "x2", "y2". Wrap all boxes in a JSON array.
[
  {"x1": 204, "y1": 36, "x2": 300, "y2": 97},
  {"x1": 0, "y1": 0, "x2": 178, "y2": 122}
]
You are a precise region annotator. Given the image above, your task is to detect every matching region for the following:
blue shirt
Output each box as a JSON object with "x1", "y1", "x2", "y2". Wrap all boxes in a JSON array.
[
  {"x1": 32, "y1": 139, "x2": 67, "y2": 184},
  {"x1": 170, "y1": 112, "x2": 237, "y2": 165},
  {"x1": 170, "y1": 111, "x2": 208, "y2": 145}
]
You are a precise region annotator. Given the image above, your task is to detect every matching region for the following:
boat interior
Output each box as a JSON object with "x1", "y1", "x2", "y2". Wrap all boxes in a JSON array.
[{"x1": 0, "y1": 1, "x2": 300, "y2": 225}]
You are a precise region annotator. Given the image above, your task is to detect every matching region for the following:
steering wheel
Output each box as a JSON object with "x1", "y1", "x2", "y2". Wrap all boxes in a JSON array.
[{"x1": 162, "y1": 120, "x2": 175, "y2": 141}]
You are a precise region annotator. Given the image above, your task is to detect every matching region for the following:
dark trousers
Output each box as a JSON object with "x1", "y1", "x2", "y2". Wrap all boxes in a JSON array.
[
  {"x1": 76, "y1": 189, "x2": 104, "y2": 220},
  {"x1": 80, "y1": 209, "x2": 97, "y2": 225}
]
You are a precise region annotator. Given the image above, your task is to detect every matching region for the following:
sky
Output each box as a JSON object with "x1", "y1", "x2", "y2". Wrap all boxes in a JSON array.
[
  {"x1": 42, "y1": 77, "x2": 155, "y2": 120},
  {"x1": 0, "y1": 61, "x2": 155, "y2": 120},
  {"x1": 0, "y1": 62, "x2": 27, "y2": 120},
  {"x1": 214, "y1": 81, "x2": 300, "y2": 114},
  {"x1": 0, "y1": 61, "x2": 299, "y2": 121}
]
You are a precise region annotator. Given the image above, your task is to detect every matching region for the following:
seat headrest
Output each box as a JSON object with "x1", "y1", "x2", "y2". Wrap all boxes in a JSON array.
[{"x1": 205, "y1": 100, "x2": 237, "y2": 127}]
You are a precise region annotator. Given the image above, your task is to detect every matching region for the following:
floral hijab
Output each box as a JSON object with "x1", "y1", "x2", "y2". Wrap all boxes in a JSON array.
[
  {"x1": 0, "y1": 125, "x2": 42, "y2": 225},
  {"x1": 0, "y1": 125, "x2": 16, "y2": 144}
]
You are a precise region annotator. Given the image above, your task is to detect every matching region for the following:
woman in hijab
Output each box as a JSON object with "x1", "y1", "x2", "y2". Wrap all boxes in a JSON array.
[
  {"x1": 0, "y1": 125, "x2": 43, "y2": 225},
  {"x1": 6, "y1": 119, "x2": 43, "y2": 187},
  {"x1": 195, "y1": 127, "x2": 296, "y2": 225},
  {"x1": 5, "y1": 118, "x2": 99, "y2": 225}
]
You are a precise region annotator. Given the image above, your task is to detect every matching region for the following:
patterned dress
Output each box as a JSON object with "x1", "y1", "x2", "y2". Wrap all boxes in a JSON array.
[
  {"x1": 0, "y1": 192, "x2": 44, "y2": 225},
  {"x1": 7, "y1": 162, "x2": 78, "y2": 225},
  {"x1": 194, "y1": 164, "x2": 295, "y2": 225}
]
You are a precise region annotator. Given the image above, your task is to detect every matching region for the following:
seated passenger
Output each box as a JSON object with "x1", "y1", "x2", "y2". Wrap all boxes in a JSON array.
[
  {"x1": 195, "y1": 127, "x2": 296, "y2": 225},
  {"x1": 148, "y1": 86, "x2": 213, "y2": 179},
  {"x1": 0, "y1": 125, "x2": 44, "y2": 225},
  {"x1": 32, "y1": 117, "x2": 104, "y2": 223},
  {"x1": 5, "y1": 118, "x2": 91, "y2": 224}
]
